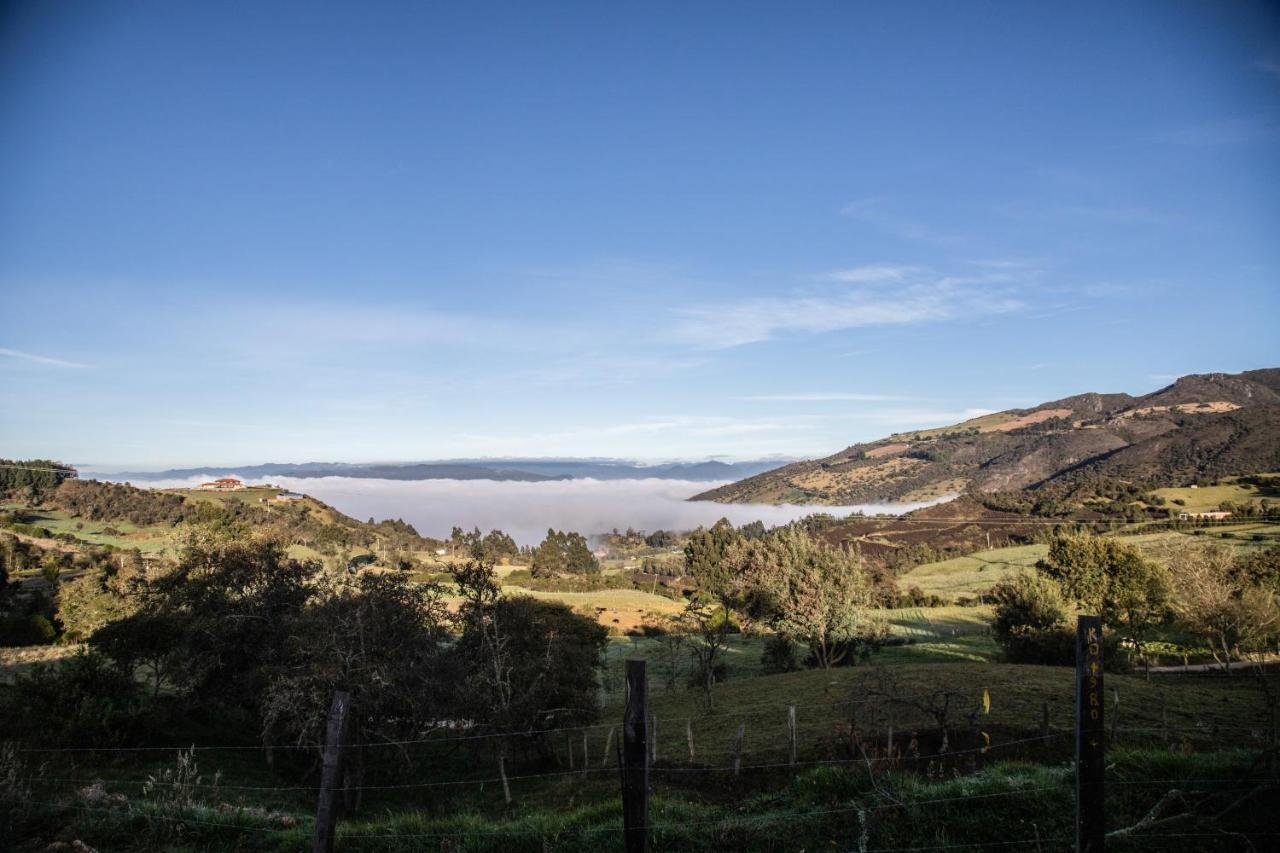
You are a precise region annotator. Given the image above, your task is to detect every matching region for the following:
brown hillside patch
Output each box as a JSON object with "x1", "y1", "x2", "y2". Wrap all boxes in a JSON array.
[
  {"x1": 865, "y1": 442, "x2": 909, "y2": 458},
  {"x1": 791, "y1": 457, "x2": 920, "y2": 491},
  {"x1": 988, "y1": 408, "x2": 1073, "y2": 432},
  {"x1": 1119, "y1": 401, "x2": 1240, "y2": 418}
]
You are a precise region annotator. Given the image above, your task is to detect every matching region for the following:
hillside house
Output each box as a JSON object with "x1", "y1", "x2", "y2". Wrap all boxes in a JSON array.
[
  {"x1": 1177, "y1": 510, "x2": 1232, "y2": 521},
  {"x1": 198, "y1": 477, "x2": 244, "y2": 491}
]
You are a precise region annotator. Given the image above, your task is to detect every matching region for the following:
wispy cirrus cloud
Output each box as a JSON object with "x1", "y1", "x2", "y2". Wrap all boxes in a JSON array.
[
  {"x1": 671, "y1": 267, "x2": 1028, "y2": 349},
  {"x1": 0, "y1": 347, "x2": 90, "y2": 368}
]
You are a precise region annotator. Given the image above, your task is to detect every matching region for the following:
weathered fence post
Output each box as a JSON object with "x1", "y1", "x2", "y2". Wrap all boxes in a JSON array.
[
  {"x1": 787, "y1": 705, "x2": 797, "y2": 766},
  {"x1": 623, "y1": 660, "x2": 649, "y2": 853},
  {"x1": 1075, "y1": 616, "x2": 1105, "y2": 853},
  {"x1": 650, "y1": 713, "x2": 659, "y2": 764},
  {"x1": 582, "y1": 730, "x2": 590, "y2": 775},
  {"x1": 313, "y1": 690, "x2": 351, "y2": 853},
  {"x1": 686, "y1": 719, "x2": 695, "y2": 763},
  {"x1": 498, "y1": 744, "x2": 512, "y2": 804},
  {"x1": 733, "y1": 723, "x2": 744, "y2": 776},
  {"x1": 603, "y1": 726, "x2": 616, "y2": 768}
]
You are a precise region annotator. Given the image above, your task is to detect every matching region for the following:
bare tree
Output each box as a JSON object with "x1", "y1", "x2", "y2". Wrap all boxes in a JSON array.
[{"x1": 1166, "y1": 543, "x2": 1278, "y2": 672}]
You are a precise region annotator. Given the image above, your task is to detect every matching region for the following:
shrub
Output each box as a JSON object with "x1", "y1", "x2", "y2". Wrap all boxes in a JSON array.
[
  {"x1": 0, "y1": 649, "x2": 143, "y2": 747},
  {"x1": 0, "y1": 614, "x2": 56, "y2": 646},
  {"x1": 760, "y1": 634, "x2": 799, "y2": 674}
]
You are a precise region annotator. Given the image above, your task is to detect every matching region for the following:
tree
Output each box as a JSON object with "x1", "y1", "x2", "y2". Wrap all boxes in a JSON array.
[
  {"x1": 1232, "y1": 545, "x2": 1280, "y2": 596},
  {"x1": 1167, "y1": 542, "x2": 1279, "y2": 671},
  {"x1": 990, "y1": 571, "x2": 1073, "y2": 664},
  {"x1": 94, "y1": 537, "x2": 319, "y2": 713},
  {"x1": 475, "y1": 529, "x2": 518, "y2": 564},
  {"x1": 684, "y1": 518, "x2": 740, "y2": 601},
  {"x1": 90, "y1": 613, "x2": 184, "y2": 700},
  {"x1": 531, "y1": 529, "x2": 598, "y2": 577},
  {"x1": 260, "y1": 571, "x2": 453, "y2": 757},
  {"x1": 726, "y1": 526, "x2": 882, "y2": 669},
  {"x1": 676, "y1": 599, "x2": 734, "y2": 711},
  {"x1": 449, "y1": 559, "x2": 606, "y2": 779},
  {"x1": 1038, "y1": 531, "x2": 1170, "y2": 663}
]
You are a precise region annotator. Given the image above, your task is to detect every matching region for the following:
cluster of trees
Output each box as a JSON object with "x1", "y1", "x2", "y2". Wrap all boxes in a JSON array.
[
  {"x1": 991, "y1": 531, "x2": 1279, "y2": 670},
  {"x1": 0, "y1": 459, "x2": 77, "y2": 501},
  {"x1": 1214, "y1": 499, "x2": 1278, "y2": 519},
  {"x1": 2, "y1": 538, "x2": 608, "y2": 776},
  {"x1": 53, "y1": 479, "x2": 191, "y2": 526},
  {"x1": 530, "y1": 528, "x2": 598, "y2": 577},
  {"x1": 448, "y1": 526, "x2": 520, "y2": 563}
]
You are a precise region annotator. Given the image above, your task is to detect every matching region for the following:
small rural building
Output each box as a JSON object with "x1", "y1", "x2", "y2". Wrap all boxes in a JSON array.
[{"x1": 198, "y1": 477, "x2": 244, "y2": 491}]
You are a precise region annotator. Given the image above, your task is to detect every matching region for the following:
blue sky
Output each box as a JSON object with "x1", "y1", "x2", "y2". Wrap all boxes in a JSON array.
[{"x1": 2, "y1": 1, "x2": 1278, "y2": 468}]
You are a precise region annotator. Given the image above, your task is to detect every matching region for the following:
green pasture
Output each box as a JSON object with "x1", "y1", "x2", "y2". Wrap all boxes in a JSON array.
[
  {"x1": 1, "y1": 505, "x2": 175, "y2": 553},
  {"x1": 898, "y1": 544, "x2": 1046, "y2": 600}
]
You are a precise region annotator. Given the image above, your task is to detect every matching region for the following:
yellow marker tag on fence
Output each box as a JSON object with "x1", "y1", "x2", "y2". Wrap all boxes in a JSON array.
[
  {"x1": 981, "y1": 731, "x2": 990, "y2": 753},
  {"x1": 982, "y1": 688, "x2": 990, "y2": 714}
]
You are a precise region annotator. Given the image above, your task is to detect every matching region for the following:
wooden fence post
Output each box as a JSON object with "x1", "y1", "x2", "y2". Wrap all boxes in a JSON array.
[
  {"x1": 787, "y1": 705, "x2": 797, "y2": 766},
  {"x1": 733, "y1": 723, "x2": 744, "y2": 776},
  {"x1": 312, "y1": 690, "x2": 351, "y2": 853},
  {"x1": 686, "y1": 719, "x2": 695, "y2": 763},
  {"x1": 623, "y1": 660, "x2": 649, "y2": 853},
  {"x1": 650, "y1": 713, "x2": 658, "y2": 764},
  {"x1": 1076, "y1": 616, "x2": 1105, "y2": 853},
  {"x1": 603, "y1": 726, "x2": 616, "y2": 768},
  {"x1": 582, "y1": 731, "x2": 590, "y2": 776}
]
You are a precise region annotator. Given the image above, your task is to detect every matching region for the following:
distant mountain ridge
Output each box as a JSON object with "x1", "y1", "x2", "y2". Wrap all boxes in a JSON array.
[
  {"x1": 693, "y1": 368, "x2": 1280, "y2": 505},
  {"x1": 103, "y1": 457, "x2": 793, "y2": 484}
]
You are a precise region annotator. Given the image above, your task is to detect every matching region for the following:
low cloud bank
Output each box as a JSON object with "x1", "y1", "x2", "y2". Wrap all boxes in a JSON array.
[{"x1": 118, "y1": 475, "x2": 952, "y2": 546}]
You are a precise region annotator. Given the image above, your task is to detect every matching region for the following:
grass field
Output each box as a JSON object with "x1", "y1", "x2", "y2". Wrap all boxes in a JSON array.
[
  {"x1": 898, "y1": 544, "x2": 1047, "y2": 601},
  {"x1": 1, "y1": 505, "x2": 175, "y2": 553},
  {"x1": 882, "y1": 604, "x2": 993, "y2": 638},
  {"x1": 512, "y1": 587, "x2": 686, "y2": 632},
  {"x1": 1119, "y1": 522, "x2": 1280, "y2": 552},
  {"x1": 1151, "y1": 473, "x2": 1280, "y2": 513}
]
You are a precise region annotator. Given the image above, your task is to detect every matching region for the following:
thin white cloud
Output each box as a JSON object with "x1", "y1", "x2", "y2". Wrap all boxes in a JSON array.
[
  {"x1": 0, "y1": 347, "x2": 89, "y2": 368},
  {"x1": 864, "y1": 407, "x2": 998, "y2": 427},
  {"x1": 739, "y1": 392, "x2": 904, "y2": 402},
  {"x1": 672, "y1": 269, "x2": 1027, "y2": 349},
  {"x1": 819, "y1": 264, "x2": 918, "y2": 284}
]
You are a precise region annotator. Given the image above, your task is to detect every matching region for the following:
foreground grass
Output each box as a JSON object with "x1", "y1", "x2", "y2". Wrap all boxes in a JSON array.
[{"x1": 8, "y1": 750, "x2": 1274, "y2": 852}]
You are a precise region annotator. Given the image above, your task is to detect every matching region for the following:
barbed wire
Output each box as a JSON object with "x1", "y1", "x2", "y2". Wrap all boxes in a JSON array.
[{"x1": 16, "y1": 733, "x2": 1075, "y2": 795}]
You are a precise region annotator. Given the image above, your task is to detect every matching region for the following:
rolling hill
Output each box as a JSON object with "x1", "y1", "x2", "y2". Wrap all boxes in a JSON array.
[{"x1": 693, "y1": 368, "x2": 1280, "y2": 505}]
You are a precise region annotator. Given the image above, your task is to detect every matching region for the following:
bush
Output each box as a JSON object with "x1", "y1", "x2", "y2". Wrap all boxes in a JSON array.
[
  {"x1": 0, "y1": 614, "x2": 56, "y2": 646},
  {"x1": 760, "y1": 634, "x2": 799, "y2": 674},
  {"x1": 0, "y1": 650, "x2": 143, "y2": 747}
]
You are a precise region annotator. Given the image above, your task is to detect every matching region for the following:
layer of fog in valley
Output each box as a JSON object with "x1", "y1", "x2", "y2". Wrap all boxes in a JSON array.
[{"x1": 120, "y1": 476, "x2": 953, "y2": 546}]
